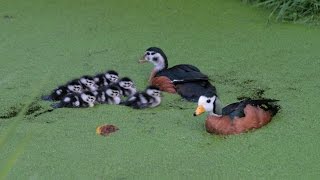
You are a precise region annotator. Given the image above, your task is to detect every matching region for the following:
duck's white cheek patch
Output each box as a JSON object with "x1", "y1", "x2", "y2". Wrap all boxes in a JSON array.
[
  {"x1": 64, "y1": 97, "x2": 71, "y2": 102},
  {"x1": 56, "y1": 90, "x2": 62, "y2": 95}
]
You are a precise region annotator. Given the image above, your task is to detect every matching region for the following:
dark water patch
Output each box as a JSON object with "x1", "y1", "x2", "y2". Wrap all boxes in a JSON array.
[
  {"x1": 237, "y1": 96, "x2": 250, "y2": 101},
  {"x1": 209, "y1": 73, "x2": 238, "y2": 85},
  {"x1": 0, "y1": 105, "x2": 23, "y2": 119},
  {"x1": 209, "y1": 73, "x2": 257, "y2": 89},
  {"x1": 242, "y1": 79, "x2": 256, "y2": 85},
  {"x1": 3, "y1": 15, "x2": 14, "y2": 19},
  {"x1": 254, "y1": 88, "x2": 265, "y2": 98},
  {"x1": 237, "y1": 87, "x2": 267, "y2": 100},
  {"x1": 25, "y1": 102, "x2": 42, "y2": 116},
  {"x1": 34, "y1": 109, "x2": 54, "y2": 117},
  {"x1": 210, "y1": 73, "x2": 271, "y2": 100}
]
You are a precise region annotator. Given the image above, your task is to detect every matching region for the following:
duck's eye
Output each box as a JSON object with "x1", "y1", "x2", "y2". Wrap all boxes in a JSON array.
[
  {"x1": 151, "y1": 52, "x2": 155, "y2": 55},
  {"x1": 206, "y1": 99, "x2": 211, "y2": 103},
  {"x1": 147, "y1": 52, "x2": 151, "y2": 55},
  {"x1": 153, "y1": 57, "x2": 158, "y2": 61}
]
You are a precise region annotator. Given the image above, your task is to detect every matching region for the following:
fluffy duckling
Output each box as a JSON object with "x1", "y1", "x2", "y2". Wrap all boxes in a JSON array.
[
  {"x1": 123, "y1": 86, "x2": 161, "y2": 109},
  {"x1": 79, "y1": 75, "x2": 99, "y2": 91},
  {"x1": 114, "y1": 77, "x2": 137, "y2": 97},
  {"x1": 94, "y1": 70, "x2": 119, "y2": 87},
  {"x1": 42, "y1": 75, "x2": 99, "y2": 101},
  {"x1": 194, "y1": 94, "x2": 280, "y2": 135},
  {"x1": 42, "y1": 79, "x2": 83, "y2": 101},
  {"x1": 51, "y1": 91, "x2": 97, "y2": 108},
  {"x1": 94, "y1": 84, "x2": 122, "y2": 105}
]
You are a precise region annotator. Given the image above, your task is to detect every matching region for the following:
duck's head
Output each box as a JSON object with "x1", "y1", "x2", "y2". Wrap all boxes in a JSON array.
[
  {"x1": 193, "y1": 94, "x2": 223, "y2": 116},
  {"x1": 145, "y1": 85, "x2": 161, "y2": 97},
  {"x1": 105, "y1": 70, "x2": 119, "y2": 83},
  {"x1": 139, "y1": 47, "x2": 168, "y2": 72}
]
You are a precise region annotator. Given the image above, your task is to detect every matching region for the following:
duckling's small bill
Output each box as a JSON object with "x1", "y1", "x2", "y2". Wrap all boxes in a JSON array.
[{"x1": 194, "y1": 105, "x2": 205, "y2": 116}]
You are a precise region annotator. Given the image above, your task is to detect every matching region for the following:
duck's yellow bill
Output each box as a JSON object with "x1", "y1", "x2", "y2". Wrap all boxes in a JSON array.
[
  {"x1": 96, "y1": 126, "x2": 102, "y2": 135},
  {"x1": 194, "y1": 105, "x2": 205, "y2": 116}
]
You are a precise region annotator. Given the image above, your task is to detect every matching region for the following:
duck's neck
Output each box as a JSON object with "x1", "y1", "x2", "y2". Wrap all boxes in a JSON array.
[
  {"x1": 148, "y1": 69, "x2": 157, "y2": 83},
  {"x1": 154, "y1": 61, "x2": 167, "y2": 72},
  {"x1": 211, "y1": 97, "x2": 223, "y2": 115},
  {"x1": 148, "y1": 65, "x2": 165, "y2": 82}
]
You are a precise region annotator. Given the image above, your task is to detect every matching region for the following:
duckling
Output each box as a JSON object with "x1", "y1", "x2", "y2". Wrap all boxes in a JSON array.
[
  {"x1": 79, "y1": 75, "x2": 99, "y2": 91},
  {"x1": 123, "y1": 86, "x2": 161, "y2": 109},
  {"x1": 139, "y1": 47, "x2": 216, "y2": 102},
  {"x1": 42, "y1": 79, "x2": 83, "y2": 101},
  {"x1": 114, "y1": 77, "x2": 137, "y2": 97},
  {"x1": 94, "y1": 70, "x2": 119, "y2": 87},
  {"x1": 51, "y1": 91, "x2": 97, "y2": 108},
  {"x1": 94, "y1": 84, "x2": 121, "y2": 105},
  {"x1": 193, "y1": 94, "x2": 280, "y2": 135}
]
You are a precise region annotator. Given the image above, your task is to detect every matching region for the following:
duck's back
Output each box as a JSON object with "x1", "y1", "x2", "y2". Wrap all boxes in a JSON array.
[
  {"x1": 154, "y1": 64, "x2": 216, "y2": 102},
  {"x1": 175, "y1": 81, "x2": 216, "y2": 102},
  {"x1": 206, "y1": 99, "x2": 280, "y2": 135},
  {"x1": 155, "y1": 64, "x2": 209, "y2": 81}
]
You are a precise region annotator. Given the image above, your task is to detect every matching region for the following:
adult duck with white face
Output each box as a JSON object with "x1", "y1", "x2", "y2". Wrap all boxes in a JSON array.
[
  {"x1": 194, "y1": 94, "x2": 280, "y2": 135},
  {"x1": 139, "y1": 47, "x2": 217, "y2": 102}
]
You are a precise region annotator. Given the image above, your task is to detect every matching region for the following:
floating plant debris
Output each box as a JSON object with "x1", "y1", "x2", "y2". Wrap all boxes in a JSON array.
[{"x1": 96, "y1": 124, "x2": 119, "y2": 136}]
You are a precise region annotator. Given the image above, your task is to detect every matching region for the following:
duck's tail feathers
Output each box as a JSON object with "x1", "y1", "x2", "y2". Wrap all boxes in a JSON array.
[
  {"x1": 247, "y1": 99, "x2": 281, "y2": 116},
  {"x1": 41, "y1": 95, "x2": 52, "y2": 101},
  {"x1": 172, "y1": 78, "x2": 209, "y2": 85},
  {"x1": 51, "y1": 103, "x2": 63, "y2": 109}
]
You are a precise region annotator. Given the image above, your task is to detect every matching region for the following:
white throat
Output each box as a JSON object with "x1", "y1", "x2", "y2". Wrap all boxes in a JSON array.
[{"x1": 154, "y1": 62, "x2": 165, "y2": 71}]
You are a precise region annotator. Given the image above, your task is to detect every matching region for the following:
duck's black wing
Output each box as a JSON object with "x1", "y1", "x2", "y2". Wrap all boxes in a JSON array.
[
  {"x1": 222, "y1": 99, "x2": 280, "y2": 119},
  {"x1": 175, "y1": 81, "x2": 216, "y2": 102},
  {"x1": 155, "y1": 64, "x2": 216, "y2": 102},
  {"x1": 155, "y1": 64, "x2": 209, "y2": 81}
]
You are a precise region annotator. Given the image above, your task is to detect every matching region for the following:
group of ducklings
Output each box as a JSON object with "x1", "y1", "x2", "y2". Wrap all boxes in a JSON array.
[{"x1": 42, "y1": 70, "x2": 161, "y2": 109}]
